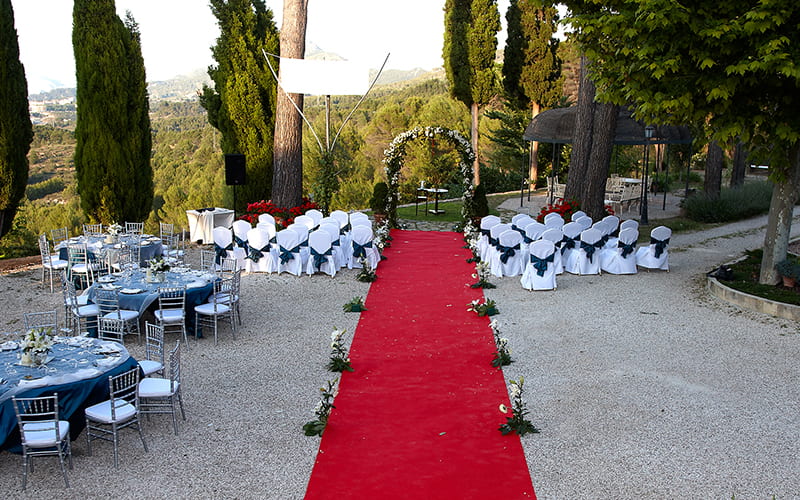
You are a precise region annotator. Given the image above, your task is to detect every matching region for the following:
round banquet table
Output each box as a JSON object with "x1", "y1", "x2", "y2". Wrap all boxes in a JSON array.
[
  {"x1": 57, "y1": 234, "x2": 163, "y2": 268},
  {"x1": 0, "y1": 336, "x2": 139, "y2": 453}
]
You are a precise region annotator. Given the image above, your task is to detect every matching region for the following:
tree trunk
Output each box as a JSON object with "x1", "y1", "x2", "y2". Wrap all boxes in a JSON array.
[
  {"x1": 565, "y1": 54, "x2": 594, "y2": 201},
  {"x1": 704, "y1": 140, "x2": 723, "y2": 200},
  {"x1": 730, "y1": 141, "x2": 747, "y2": 188},
  {"x1": 471, "y1": 102, "x2": 480, "y2": 186},
  {"x1": 529, "y1": 102, "x2": 540, "y2": 189},
  {"x1": 272, "y1": 0, "x2": 308, "y2": 208},
  {"x1": 759, "y1": 144, "x2": 800, "y2": 284},
  {"x1": 582, "y1": 103, "x2": 618, "y2": 220}
]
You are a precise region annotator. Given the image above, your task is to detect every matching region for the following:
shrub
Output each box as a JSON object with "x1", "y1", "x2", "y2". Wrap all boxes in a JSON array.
[
  {"x1": 472, "y1": 184, "x2": 489, "y2": 218},
  {"x1": 683, "y1": 181, "x2": 773, "y2": 223},
  {"x1": 776, "y1": 258, "x2": 800, "y2": 280},
  {"x1": 369, "y1": 181, "x2": 389, "y2": 214}
]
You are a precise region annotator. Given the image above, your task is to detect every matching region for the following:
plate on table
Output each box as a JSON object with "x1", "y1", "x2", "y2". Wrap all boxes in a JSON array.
[
  {"x1": 98, "y1": 276, "x2": 116, "y2": 283},
  {"x1": 186, "y1": 281, "x2": 206, "y2": 289},
  {"x1": 140, "y1": 240, "x2": 151, "y2": 246},
  {"x1": 172, "y1": 267, "x2": 190, "y2": 273},
  {"x1": 120, "y1": 288, "x2": 144, "y2": 294},
  {"x1": 100, "y1": 284, "x2": 121, "y2": 290}
]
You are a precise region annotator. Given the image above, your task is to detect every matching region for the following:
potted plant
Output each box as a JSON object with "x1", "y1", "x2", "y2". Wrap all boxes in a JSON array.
[
  {"x1": 471, "y1": 183, "x2": 489, "y2": 224},
  {"x1": 369, "y1": 181, "x2": 389, "y2": 224},
  {"x1": 776, "y1": 258, "x2": 800, "y2": 288}
]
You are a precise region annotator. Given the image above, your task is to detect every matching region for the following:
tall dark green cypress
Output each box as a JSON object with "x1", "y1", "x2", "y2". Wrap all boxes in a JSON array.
[
  {"x1": 73, "y1": 1, "x2": 153, "y2": 223},
  {"x1": 0, "y1": 0, "x2": 32, "y2": 237},
  {"x1": 443, "y1": 0, "x2": 500, "y2": 185},
  {"x1": 201, "y1": 0, "x2": 279, "y2": 212}
]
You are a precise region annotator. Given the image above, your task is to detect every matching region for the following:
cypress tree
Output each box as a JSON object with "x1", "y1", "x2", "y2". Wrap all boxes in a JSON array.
[
  {"x1": 73, "y1": 1, "x2": 153, "y2": 223},
  {"x1": 443, "y1": 0, "x2": 501, "y2": 186},
  {"x1": 201, "y1": 0, "x2": 279, "y2": 212},
  {"x1": 0, "y1": 0, "x2": 32, "y2": 237}
]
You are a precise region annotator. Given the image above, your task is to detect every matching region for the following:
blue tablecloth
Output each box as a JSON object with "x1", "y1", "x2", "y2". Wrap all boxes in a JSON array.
[
  {"x1": 0, "y1": 337, "x2": 139, "y2": 452},
  {"x1": 57, "y1": 234, "x2": 163, "y2": 267},
  {"x1": 87, "y1": 269, "x2": 216, "y2": 336}
]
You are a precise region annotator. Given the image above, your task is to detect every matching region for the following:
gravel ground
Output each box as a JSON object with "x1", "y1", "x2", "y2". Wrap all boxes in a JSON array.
[{"x1": 0, "y1": 211, "x2": 798, "y2": 499}]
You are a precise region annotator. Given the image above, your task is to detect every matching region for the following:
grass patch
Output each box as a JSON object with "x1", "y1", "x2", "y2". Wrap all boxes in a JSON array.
[
  {"x1": 396, "y1": 192, "x2": 512, "y2": 222},
  {"x1": 720, "y1": 249, "x2": 800, "y2": 306},
  {"x1": 683, "y1": 181, "x2": 772, "y2": 223}
]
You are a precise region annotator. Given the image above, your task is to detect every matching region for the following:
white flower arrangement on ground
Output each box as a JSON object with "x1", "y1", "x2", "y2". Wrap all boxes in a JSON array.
[
  {"x1": 467, "y1": 298, "x2": 499, "y2": 317},
  {"x1": 107, "y1": 223, "x2": 123, "y2": 236},
  {"x1": 489, "y1": 319, "x2": 513, "y2": 368},
  {"x1": 499, "y1": 377, "x2": 539, "y2": 436},
  {"x1": 327, "y1": 327, "x2": 353, "y2": 372},
  {"x1": 303, "y1": 378, "x2": 338, "y2": 437},
  {"x1": 471, "y1": 261, "x2": 496, "y2": 289}
]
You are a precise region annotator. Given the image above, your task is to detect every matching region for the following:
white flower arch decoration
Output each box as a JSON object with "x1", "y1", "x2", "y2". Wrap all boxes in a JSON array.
[{"x1": 382, "y1": 126, "x2": 476, "y2": 227}]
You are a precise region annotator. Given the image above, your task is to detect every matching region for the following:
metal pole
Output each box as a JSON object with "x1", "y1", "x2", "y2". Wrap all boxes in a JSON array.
[
  {"x1": 641, "y1": 138, "x2": 650, "y2": 225},
  {"x1": 685, "y1": 142, "x2": 693, "y2": 198},
  {"x1": 663, "y1": 144, "x2": 669, "y2": 211},
  {"x1": 325, "y1": 95, "x2": 331, "y2": 151}
]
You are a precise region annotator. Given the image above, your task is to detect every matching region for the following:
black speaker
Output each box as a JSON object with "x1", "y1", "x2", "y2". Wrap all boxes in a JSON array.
[{"x1": 225, "y1": 154, "x2": 246, "y2": 186}]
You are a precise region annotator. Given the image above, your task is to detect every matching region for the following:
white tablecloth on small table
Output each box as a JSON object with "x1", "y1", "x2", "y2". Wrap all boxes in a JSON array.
[{"x1": 187, "y1": 208, "x2": 235, "y2": 244}]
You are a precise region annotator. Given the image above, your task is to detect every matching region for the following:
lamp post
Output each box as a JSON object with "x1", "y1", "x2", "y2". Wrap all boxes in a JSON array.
[{"x1": 640, "y1": 125, "x2": 655, "y2": 225}]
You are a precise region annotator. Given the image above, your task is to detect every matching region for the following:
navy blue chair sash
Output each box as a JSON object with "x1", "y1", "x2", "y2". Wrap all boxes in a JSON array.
[
  {"x1": 498, "y1": 243, "x2": 520, "y2": 264},
  {"x1": 233, "y1": 235, "x2": 249, "y2": 254},
  {"x1": 618, "y1": 241, "x2": 636, "y2": 258},
  {"x1": 352, "y1": 240, "x2": 373, "y2": 260},
  {"x1": 247, "y1": 244, "x2": 271, "y2": 263},
  {"x1": 214, "y1": 242, "x2": 233, "y2": 264},
  {"x1": 311, "y1": 247, "x2": 333, "y2": 269},
  {"x1": 651, "y1": 237, "x2": 670, "y2": 258},
  {"x1": 279, "y1": 245, "x2": 300, "y2": 265},
  {"x1": 339, "y1": 223, "x2": 351, "y2": 235},
  {"x1": 580, "y1": 240, "x2": 603, "y2": 262},
  {"x1": 530, "y1": 252, "x2": 555, "y2": 277}
]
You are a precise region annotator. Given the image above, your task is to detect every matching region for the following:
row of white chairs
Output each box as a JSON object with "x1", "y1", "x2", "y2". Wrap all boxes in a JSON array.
[{"x1": 477, "y1": 213, "x2": 671, "y2": 291}]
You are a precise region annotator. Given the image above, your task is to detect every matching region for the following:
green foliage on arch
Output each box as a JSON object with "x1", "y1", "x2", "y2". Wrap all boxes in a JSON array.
[{"x1": 383, "y1": 126, "x2": 476, "y2": 227}]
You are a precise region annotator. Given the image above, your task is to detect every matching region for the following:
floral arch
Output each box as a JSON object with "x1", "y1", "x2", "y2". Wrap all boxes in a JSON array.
[{"x1": 383, "y1": 126, "x2": 476, "y2": 228}]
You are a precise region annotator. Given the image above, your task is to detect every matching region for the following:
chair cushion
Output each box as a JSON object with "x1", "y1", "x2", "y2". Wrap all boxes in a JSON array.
[
  {"x1": 155, "y1": 309, "x2": 184, "y2": 324},
  {"x1": 209, "y1": 293, "x2": 238, "y2": 304},
  {"x1": 138, "y1": 378, "x2": 178, "y2": 398},
  {"x1": 75, "y1": 304, "x2": 100, "y2": 317},
  {"x1": 45, "y1": 259, "x2": 69, "y2": 270},
  {"x1": 138, "y1": 359, "x2": 164, "y2": 376},
  {"x1": 22, "y1": 420, "x2": 70, "y2": 447},
  {"x1": 103, "y1": 310, "x2": 139, "y2": 321},
  {"x1": 194, "y1": 302, "x2": 231, "y2": 315},
  {"x1": 85, "y1": 399, "x2": 137, "y2": 424}
]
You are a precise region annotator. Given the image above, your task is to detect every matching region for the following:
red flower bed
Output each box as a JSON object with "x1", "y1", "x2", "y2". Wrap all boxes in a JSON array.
[
  {"x1": 240, "y1": 198, "x2": 319, "y2": 229},
  {"x1": 536, "y1": 198, "x2": 614, "y2": 223}
]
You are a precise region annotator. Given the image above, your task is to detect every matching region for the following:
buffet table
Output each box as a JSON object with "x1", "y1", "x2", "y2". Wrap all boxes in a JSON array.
[{"x1": 187, "y1": 208, "x2": 235, "y2": 244}]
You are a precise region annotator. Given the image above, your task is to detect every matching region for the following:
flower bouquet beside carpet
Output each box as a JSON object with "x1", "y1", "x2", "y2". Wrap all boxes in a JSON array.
[
  {"x1": 20, "y1": 327, "x2": 54, "y2": 367},
  {"x1": 327, "y1": 327, "x2": 353, "y2": 372},
  {"x1": 356, "y1": 258, "x2": 377, "y2": 283},
  {"x1": 303, "y1": 378, "x2": 338, "y2": 437},
  {"x1": 470, "y1": 261, "x2": 495, "y2": 288},
  {"x1": 499, "y1": 377, "x2": 539, "y2": 436},
  {"x1": 343, "y1": 296, "x2": 367, "y2": 313},
  {"x1": 489, "y1": 319, "x2": 513, "y2": 368},
  {"x1": 468, "y1": 298, "x2": 498, "y2": 317}
]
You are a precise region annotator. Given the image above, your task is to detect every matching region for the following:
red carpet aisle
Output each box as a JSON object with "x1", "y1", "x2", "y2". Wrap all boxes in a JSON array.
[{"x1": 305, "y1": 230, "x2": 536, "y2": 499}]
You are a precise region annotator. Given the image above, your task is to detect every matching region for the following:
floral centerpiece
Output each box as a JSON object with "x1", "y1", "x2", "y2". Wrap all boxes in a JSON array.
[
  {"x1": 147, "y1": 257, "x2": 170, "y2": 282},
  {"x1": 239, "y1": 198, "x2": 319, "y2": 230},
  {"x1": 106, "y1": 222, "x2": 123, "y2": 243},
  {"x1": 20, "y1": 327, "x2": 54, "y2": 366}
]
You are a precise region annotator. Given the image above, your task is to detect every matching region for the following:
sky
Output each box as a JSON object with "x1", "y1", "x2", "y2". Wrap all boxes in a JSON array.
[{"x1": 12, "y1": 0, "x2": 512, "y2": 94}]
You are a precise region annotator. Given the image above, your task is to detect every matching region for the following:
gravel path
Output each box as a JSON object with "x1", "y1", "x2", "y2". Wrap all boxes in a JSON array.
[{"x1": 0, "y1": 211, "x2": 798, "y2": 498}]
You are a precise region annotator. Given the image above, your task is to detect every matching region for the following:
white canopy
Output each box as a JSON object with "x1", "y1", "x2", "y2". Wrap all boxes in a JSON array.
[{"x1": 279, "y1": 58, "x2": 370, "y2": 96}]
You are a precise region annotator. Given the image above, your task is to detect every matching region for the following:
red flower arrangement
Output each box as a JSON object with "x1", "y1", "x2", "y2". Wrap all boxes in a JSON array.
[
  {"x1": 240, "y1": 198, "x2": 319, "y2": 229},
  {"x1": 536, "y1": 198, "x2": 614, "y2": 223}
]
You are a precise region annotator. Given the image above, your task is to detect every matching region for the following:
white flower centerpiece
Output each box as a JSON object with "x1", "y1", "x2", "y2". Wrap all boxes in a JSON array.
[
  {"x1": 106, "y1": 222, "x2": 123, "y2": 243},
  {"x1": 20, "y1": 327, "x2": 54, "y2": 367},
  {"x1": 147, "y1": 257, "x2": 170, "y2": 282}
]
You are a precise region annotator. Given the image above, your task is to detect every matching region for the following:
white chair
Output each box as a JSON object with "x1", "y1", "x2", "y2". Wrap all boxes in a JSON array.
[
  {"x1": 67, "y1": 243, "x2": 99, "y2": 289},
  {"x1": 523, "y1": 221, "x2": 546, "y2": 244},
  {"x1": 319, "y1": 222, "x2": 346, "y2": 269},
  {"x1": 39, "y1": 233, "x2": 68, "y2": 292},
  {"x1": 350, "y1": 211, "x2": 369, "y2": 225},
  {"x1": 484, "y1": 223, "x2": 511, "y2": 264},
  {"x1": 348, "y1": 225, "x2": 380, "y2": 270},
  {"x1": 592, "y1": 220, "x2": 611, "y2": 250},
  {"x1": 62, "y1": 274, "x2": 98, "y2": 334},
  {"x1": 97, "y1": 317, "x2": 126, "y2": 343},
  {"x1": 231, "y1": 220, "x2": 251, "y2": 271},
  {"x1": 84, "y1": 367, "x2": 148, "y2": 468},
  {"x1": 521, "y1": 239, "x2": 557, "y2": 291},
  {"x1": 23, "y1": 309, "x2": 58, "y2": 332},
  {"x1": 620, "y1": 219, "x2": 639, "y2": 232},
  {"x1": 540, "y1": 228, "x2": 564, "y2": 275},
  {"x1": 50, "y1": 227, "x2": 69, "y2": 248},
  {"x1": 330, "y1": 210, "x2": 352, "y2": 252},
  {"x1": 560, "y1": 221, "x2": 583, "y2": 274},
  {"x1": 287, "y1": 223, "x2": 310, "y2": 267},
  {"x1": 636, "y1": 225, "x2": 672, "y2": 271},
  {"x1": 511, "y1": 213, "x2": 531, "y2": 228},
  {"x1": 601, "y1": 215, "x2": 621, "y2": 250},
  {"x1": 245, "y1": 227, "x2": 277, "y2": 273},
  {"x1": 477, "y1": 215, "x2": 501, "y2": 262},
  {"x1": 139, "y1": 322, "x2": 165, "y2": 377},
  {"x1": 154, "y1": 286, "x2": 188, "y2": 348},
  {"x1": 294, "y1": 214, "x2": 315, "y2": 232},
  {"x1": 351, "y1": 217, "x2": 372, "y2": 228},
  {"x1": 575, "y1": 215, "x2": 593, "y2": 231},
  {"x1": 275, "y1": 228, "x2": 303, "y2": 276},
  {"x1": 570, "y1": 210, "x2": 587, "y2": 222},
  {"x1": 124, "y1": 222, "x2": 144, "y2": 235},
  {"x1": 306, "y1": 230, "x2": 337, "y2": 277},
  {"x1": 12, "y1": 394, "x2": 72, "y2": 490},
  {"x1": 601, "y1": 227, "x2": 639, "y2": 274},
  {"x1": 305, "y1": 209, "x2": 324, "y2": 228},
  {"x1": 83, "y1": 223, "x2": 103, "y2": 236},
  {"x1": 139, "y1": 341, "x2": 185, "y2": 435},
  {"x1": 95, "y1": 288, "x2": 140, "y2": 342},
  {"x1": 489, "y1": 229, "x2": 524, "y2": 278},
  {"x1": 571, "y1": 227, "x2": 603, "y2": 275},
  {"x1": 257, "y1": 213, "x2": 275, "y2": 227},
  {"x1": 212, "y1": 226, "x2": 235, "y2": 271},
  {"x1": 195, "y1": 278, "x2": 236, "y2": 345},
  {"x1": 543, "y1": 212, "x2": 563, "y2": 226}
]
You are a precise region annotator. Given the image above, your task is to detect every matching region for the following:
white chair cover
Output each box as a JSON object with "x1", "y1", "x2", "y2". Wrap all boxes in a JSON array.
[
  {"x1": 330, "y1": 210, "x2": 352, "y2": 253},
  {"x1": 319, "y1": 222, "x2": 346, "y2": 269},
  {"x1": 477, "y1": 215, "x2": 501, "y2": 262},
  {"x1": 601, "y1": 227, "x2": 639, "y2": 274},
  {"x1": 351, "y1": 217, "x2": 372, "y2": 228},
  {"x1": 287, "y1": 223, "x2": 310, "y2": 268},
  {"x1": 575, "y1": 215, "x2": 593, "y2": 231},
  {"x1": 511, "y1": 213, "x2": 531, "y2": 228},
  {"x1": 231, "y1": 220, "x2": 251, "y2": 271},
  {"x1": 305, "y1": 209, "x2": 324, "y2": 228},
  {"x1": 212, "y1": 226, "x2": 235, "y2": 271},
  {"x1": 489, "y1": 230, "x2": 524, "y2": 278},
  {"x1": 258, "y1": 213, "x2": 275, "y2": 227},
  {"x1": 523, "y1": 221, "x2": 546, "y2": 243},
  {"x1": 349, "y1": 212, "x2": 369, "y2": 225},
  {"x1": 245, "y1": 228, "x2": 278, "y2": 273},
  {"x1": 571, "y1": 210, "x2": 587, "y2": 222},
  {"x1": 620, "y1": 219, "x2": 639, "y2": 232},
  {"x1": 636, "y1": 225, "x2": 671, "y2": 271},
  {"x1": 306, "y1": 230, "x2": 336, "y2": 277},
  {"x1": 573, "y1": 228, "x2": 603, "y2": 275},
  {"x1": 539, "y1": 228, "x2": 564, "y2": 274},
  {"x1": 294, "y1": 215, "x2": 315, "y2": 232},
  {"x1": 560, "y1": 221, "x2": 583, "y2": 273},
  {"x1": 348, "y1": 225, "x2": 380, "y2": 270},
  {"x1": 521, "y1": 239, "x2": 557, "y2": 291},
  {"x1": 484, "y1": 223, "x2": 511, "y2": 264},
  {"x1": 276, "y1": 228, "x2": 303, "y2": 276},
  {"x1": 543, "y1": 212, "x2": 563, "y2": 226}
]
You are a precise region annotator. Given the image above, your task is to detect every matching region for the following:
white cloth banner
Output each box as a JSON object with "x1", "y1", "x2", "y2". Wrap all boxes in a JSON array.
[{"x1": 279, "y1": 58, "x2": 370, "y2": 96}]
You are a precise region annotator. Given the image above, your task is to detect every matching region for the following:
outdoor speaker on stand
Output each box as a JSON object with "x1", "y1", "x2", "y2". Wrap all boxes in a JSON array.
[{"x1": 225, "y1": 154, "x2": 246, "y2": 218}]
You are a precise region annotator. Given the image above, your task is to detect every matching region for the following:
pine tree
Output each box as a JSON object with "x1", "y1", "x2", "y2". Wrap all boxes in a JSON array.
[
  {"x1": 443, "y1": 0, "x2": 501, "y2": 186},
  {"x1": 201, "y1": 0, "x2": 279, "y2": 212},
  {"x1": 0, "y1": 0, "x2": 32, "y2": 237},
  {"x1": 73, "y1": 1, "x2": 153, "y2": 223}
]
